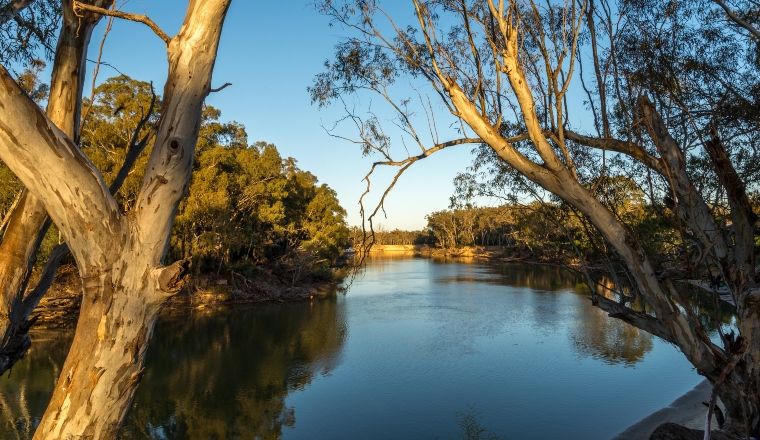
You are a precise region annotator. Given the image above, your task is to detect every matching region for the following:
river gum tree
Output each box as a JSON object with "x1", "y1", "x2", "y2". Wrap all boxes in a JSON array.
[
  {"x1": 0, "y1": 0, "x2": 113, "y2": 374},
  {"x1": 0, "y1": 0, "x2": 231, "y2": 436},
  {"x1": 313, "y1": 0, "x2": 760, "y2": 436}
]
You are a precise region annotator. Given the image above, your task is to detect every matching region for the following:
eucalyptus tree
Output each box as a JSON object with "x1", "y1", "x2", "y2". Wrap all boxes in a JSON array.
[
  {"x1": 0, "y1": 0, "x2": 114, "y2": 374},
  {"x1": 0, "y1": 0, "x2": 231, "y2": 437},
  {"x1": 313, "y1": 0, "x2": 760, "y2": 436}
]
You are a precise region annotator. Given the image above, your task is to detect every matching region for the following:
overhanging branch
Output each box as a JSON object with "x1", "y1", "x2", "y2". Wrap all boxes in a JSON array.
[
  {"x1": 591, "y1": 293, "x2": 676, "y2": 344},
  {"x1": 72, "y1": 1, "x2": 171, "y2": 45},
  {"x1": 564, "y1": 130, "x2": 666, "y2": 175}
]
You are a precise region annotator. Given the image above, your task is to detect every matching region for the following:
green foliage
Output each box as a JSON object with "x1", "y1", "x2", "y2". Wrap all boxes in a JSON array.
[
  {"x1": 80, "y1": 75, "x2": 350, "y2": 279},
  {"x1": 0, "y1": 0, "x2": 60, "y2": 66},
  {"x1": 80, "y1": 75, "x2": 159, "y2": 209},
  {"x1": 174, "y1": 140, "x2": 349, "y2": 277},
  {"x1": 301, "y1": 185, "x2": 350, "y2": 261}
]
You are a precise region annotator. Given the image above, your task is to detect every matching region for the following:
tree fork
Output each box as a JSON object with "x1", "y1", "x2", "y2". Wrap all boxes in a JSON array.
[{"x1": 25, "y1": 0, "x2": 232, "y2": 436}]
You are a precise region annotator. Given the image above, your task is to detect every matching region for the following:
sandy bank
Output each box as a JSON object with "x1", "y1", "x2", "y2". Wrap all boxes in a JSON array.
[{"x1": 613, "y1": 380, "x2": 718, "y2": 440}]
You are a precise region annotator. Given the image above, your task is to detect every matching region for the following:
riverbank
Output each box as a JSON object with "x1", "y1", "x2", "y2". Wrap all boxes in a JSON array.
[
  {"x1": 613, "y1": 380, "x2": 718, "y2": 440},
  {"x1": 8, "y1": 257, "x2": 706, "y2": 439},
  {"x1": 30, "y1": 263, "x2": 344, "y2": 329},
  {"x1": 366, "y1": 244, "x2": 522, "y2": 259}
]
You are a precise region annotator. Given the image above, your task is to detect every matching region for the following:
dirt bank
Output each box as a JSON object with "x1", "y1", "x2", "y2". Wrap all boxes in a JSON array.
[{"x1": 30, "y1": 264, "x2": 343, "y2": 329}]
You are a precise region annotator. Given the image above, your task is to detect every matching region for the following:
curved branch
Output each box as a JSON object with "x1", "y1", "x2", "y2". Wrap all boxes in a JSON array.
[
  {"x1": 564, "y1": 130, "x2": 666, "y2": 174},
  {"x1": 72, "y1": 1, "x2": 171, "y2": 44},
  {"x1": 711, "y1": 0, "x2": 760, "y2": 40},
  {"x1": 208, "y1": 82, "x2": 232, "y2": 94},
  {"x1": 373, "y1": 137, "x2": 482, "y2": 166},
  {"x1": 0, "y1": 64, "x2": 122, "y2": 268}
]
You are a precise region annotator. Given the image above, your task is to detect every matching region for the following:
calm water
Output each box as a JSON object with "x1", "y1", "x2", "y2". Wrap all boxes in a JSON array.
[{"x1": 0, "y1": 258, "x2": 702, "y2": 439}]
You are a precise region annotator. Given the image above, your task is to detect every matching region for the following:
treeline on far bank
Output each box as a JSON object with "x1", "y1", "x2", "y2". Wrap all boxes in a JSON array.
[
  {"x1": 0, "y1": 73, "x2": 350, "y2": 292},
  {"x1": 366, "y1": 181, "x2": 760, "y2": 268}
]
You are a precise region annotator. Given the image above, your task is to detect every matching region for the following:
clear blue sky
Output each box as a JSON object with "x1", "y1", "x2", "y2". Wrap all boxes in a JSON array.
[{"x1": 75, "y1": 0, "x2": 482, "y2": 230}]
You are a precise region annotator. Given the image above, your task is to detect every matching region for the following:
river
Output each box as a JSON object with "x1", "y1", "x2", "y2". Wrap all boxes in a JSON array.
[{"x1": 0, "y1": 258, "x2": 703, "y2": 439}]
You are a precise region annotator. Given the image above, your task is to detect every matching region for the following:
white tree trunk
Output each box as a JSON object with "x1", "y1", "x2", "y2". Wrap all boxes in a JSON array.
[
  {"x1": 0, "y1": 0, "x2": 231, "y2": 437},
  {"x1": 0, "y1": 1, "x2": 113, "y2": 371}
]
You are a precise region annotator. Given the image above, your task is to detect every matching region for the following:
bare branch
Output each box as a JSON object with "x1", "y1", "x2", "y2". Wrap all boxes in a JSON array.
[
  {"x1": 109, "y1": 83, "x2": 157, "y2": 194},
  {"x1": 712, "y1": 0, "x2": 760, "y2": 40},
  {"x1": 80, "y1": 4, "x2": 115, "y2": 134},
  {"x1": 72, "y1": 1, "x2": 171, "y2": 45},
  {"x1": 564, "y1": 130, "x2": 666, "y2": 174},
  {"x1": 208, "y1": 82, "x2": 232, "y2": 94}
]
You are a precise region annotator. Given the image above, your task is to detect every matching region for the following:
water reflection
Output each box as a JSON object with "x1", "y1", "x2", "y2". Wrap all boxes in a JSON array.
[
  {"x1": 121, "y1": 299, "x2": 347, "y2": 439},
  {"x1": 0, "y1": 331, "x2": 72, "y2": 439},
  {"x1": 0, "y1": 300, "x2": 346, "y2": 440},
  {"x1": 485, "y1": 262, "x2": 586, "y2": 293},
  {"x1": 437, "y1": 260, "x2": 654, "y2": 366},
  {"x1": 0, "y1": 259, "x2": 705, "y2": 439}
]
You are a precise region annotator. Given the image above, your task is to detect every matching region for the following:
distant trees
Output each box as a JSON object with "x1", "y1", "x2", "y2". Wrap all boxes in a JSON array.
[
  {"x1": 389, "y1": 197, "x2": 671, "y2": 265},
  {"x1": 425, "y1": 205, "x2": 565, "y2": 251},
  {"x1": 0, "y1": 71, "x2": 350, "y2": 284},
  {"x1": 314, "y1": 0, "x2": 760, "y2": 435},
  {"x1": 358, "y1": 227, "x2": 431, "y2": 246},
  {"x1": 80, "y1": 76, "x2": 349, "y2": 276}
]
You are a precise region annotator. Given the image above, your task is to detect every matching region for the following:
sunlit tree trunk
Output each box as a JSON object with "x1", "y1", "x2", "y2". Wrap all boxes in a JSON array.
[
  {"x1": 0, "y1": 0, "x2": 231, "y2": 436},
  {"x1": 0, "y1": 0, "x2": 113, "y2": 372}
]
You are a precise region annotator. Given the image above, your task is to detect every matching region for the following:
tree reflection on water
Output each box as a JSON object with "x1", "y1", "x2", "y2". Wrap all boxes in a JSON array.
[
  {"x1": 121, "y1": 299, "x2": 347, "y2": 439},
  {"x1": 0, "y1": 259, "x2": 722, "y2": 438},
  {"x1": 0, "y1": 331, "x2": 72, "y2": 439},
  {"x1": 0, "y1": 300, "x2": 347, "y2": 440}
]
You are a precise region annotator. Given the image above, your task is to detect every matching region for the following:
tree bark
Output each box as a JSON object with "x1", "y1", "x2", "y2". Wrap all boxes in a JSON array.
[
  {"x1": 638, "y1": 97, "x2": 730, "y2": 276},
  {"x1": 703, "y1": 132, "x2": 756, "y2": 291},
  {"x1": 0, "y1": 0, "x2": 113, "y2": 372},
  {"x1": 27, "y1": 1, "x2": 230, "y2": 437}
]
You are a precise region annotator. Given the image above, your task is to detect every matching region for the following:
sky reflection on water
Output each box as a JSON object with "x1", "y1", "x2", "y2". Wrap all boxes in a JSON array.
[{"x1": 0, "y1": 258, "x2": 701, "y2": 439}]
